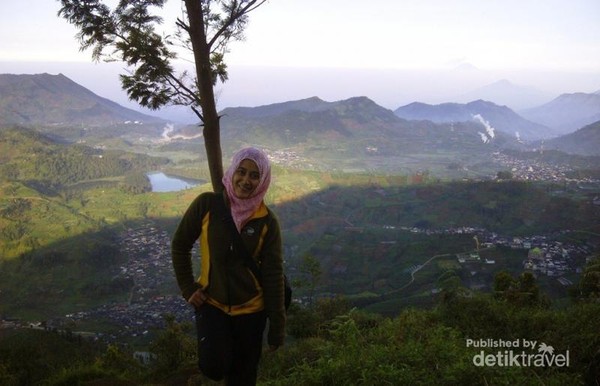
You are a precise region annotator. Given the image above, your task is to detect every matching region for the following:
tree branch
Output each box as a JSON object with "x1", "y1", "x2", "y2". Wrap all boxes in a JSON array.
[{"x1": 207, "y1": 0, "x2": 266, "y2": 50}]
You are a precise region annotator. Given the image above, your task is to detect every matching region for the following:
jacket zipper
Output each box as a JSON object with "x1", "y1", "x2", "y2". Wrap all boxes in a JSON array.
[{"x1": 227, "y1": 242, "x2": 233, "y2": 313}]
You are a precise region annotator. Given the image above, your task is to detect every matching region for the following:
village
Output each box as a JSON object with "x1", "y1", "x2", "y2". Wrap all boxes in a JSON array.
[
  {"x1": 55, "y1": 221, "x2": 197, "y2": 341},
  {"x1": 42, "y1": 215, "x2": 591, "y2": 343},
  {"x1": 491, "y1": 151, "x2": 600, "y2": 187},
  {"x1": 384, "y1": 225, "x2": 592, "y2": 286},
  {"x1": 1, "y1": 221, "x2": 594, "y2": 342}
]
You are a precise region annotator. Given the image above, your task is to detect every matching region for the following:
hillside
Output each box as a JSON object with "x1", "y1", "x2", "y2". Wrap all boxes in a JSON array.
[
  {"x1": 520, "y1": 92, "x2": 600, "y2": 136},
  {"x1": 0, "y1": 127, "x2": 169, "y2": 189},
  {"x1": 219, "y1": 95, "x2": 401, "y2": 139},
  {"x1": 394, "y1": 100, "x2": 554, "y2": 140},
  {"x1": 2, "y1": 290, "x2": 599, "y2": 385},
  {"x1": 0, "y1": 128, "x2": 171, "y2": 260},
  {"x1": 2, "y1": 293, "x2": 599, "y2": 384},
  {"x1": 220, "y1": 96, "x2": 338, "y2": 118},
  {"x1": 211, "y1": 97, "x2": 527, "y2": 171},
  {"x1": 0, "y1": 73, "x2": 166, "y2": 139},
  {"x1": 2, "y1": 170, "x2": 598, "y2": 318},
  {"x1": 544, "y1": 120, "x2": 600, "y2": 156}
]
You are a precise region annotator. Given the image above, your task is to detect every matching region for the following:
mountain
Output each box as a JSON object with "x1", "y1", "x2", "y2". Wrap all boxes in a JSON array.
[
  {"x1": 220, "y1": 96, "x2": 337, "y2": 118},
  {"x1": 219, "y1": 96, "x2": 405, "y2": 144},
  {"x1": 394, "y1": 100, "x2": 555, "y2": 141},
  {"x1": 520, "y1": 92, "x2": 600, "y2": 137},
  {"x1": 220, "y1": 95, "x2": 401, "y2": 124},
  {"x1": 455, "y1": 79, "x2": 552, "y2": 110},
  {"x1": 215, "y1": 96, "x2": 527, "y2": 156},
  {"x1": 0, "y1": 73, "x2": 166, "y2": 137},
  {"x1": 543, "y1": 120, "x2": 600, "y2": 156}
]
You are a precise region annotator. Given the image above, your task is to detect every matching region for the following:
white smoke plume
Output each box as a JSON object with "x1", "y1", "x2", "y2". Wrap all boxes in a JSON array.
[
  {"x1": 161, "y1": 123, "x2": 175, "y2": 140},
  {"x1": 515, "y1": 131, "x2": 523, "y2": 143},
  {"x1": 472, "y1": 114, "x2": 496, "y2": 144},
  {"x1": 160, "y1": 123, "x2": 203, "y2": 141},
  {"x1": 478, "y1": 132, "x2": 490, "y2": 144}
]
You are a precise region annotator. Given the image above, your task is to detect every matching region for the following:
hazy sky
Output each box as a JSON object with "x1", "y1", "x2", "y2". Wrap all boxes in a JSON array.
[{"x1": 1, "y1": 0, "x2": 599, "y2": 120}]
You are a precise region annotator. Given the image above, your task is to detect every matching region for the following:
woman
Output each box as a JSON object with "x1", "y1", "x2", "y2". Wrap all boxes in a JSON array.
[{"x1": 171, "y1": 147, "x2": 285, "y2": 385}]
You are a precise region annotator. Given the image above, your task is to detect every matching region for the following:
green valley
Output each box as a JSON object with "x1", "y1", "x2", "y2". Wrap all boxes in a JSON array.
[
  {"x1": 1, "y1": 126, "x2": 598, "y2": 321},
  {"x1": 1, "y1": 117, "x2": 599, "y2": 384}
]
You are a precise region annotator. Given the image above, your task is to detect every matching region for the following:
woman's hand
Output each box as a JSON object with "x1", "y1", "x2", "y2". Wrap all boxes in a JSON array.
[{"x1": 187, "y1": 288, "x2": 207, "y2": 308}]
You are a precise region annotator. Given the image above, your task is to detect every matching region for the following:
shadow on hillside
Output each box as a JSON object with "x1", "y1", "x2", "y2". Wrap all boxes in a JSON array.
[{"x1": 1, "y1": 180, "x2": 599, "y2": 321}]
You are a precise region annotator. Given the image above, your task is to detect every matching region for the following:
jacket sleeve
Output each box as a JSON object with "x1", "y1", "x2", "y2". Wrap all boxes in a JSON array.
[
  {"x1": 171, "y1": 193, "x2": 206, "y2": 300},
  {"x1": 260, "y1": 210, "x2": 286, "y2": 346}
]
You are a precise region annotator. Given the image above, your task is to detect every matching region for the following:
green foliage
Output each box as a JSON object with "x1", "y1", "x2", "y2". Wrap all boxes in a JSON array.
[
  {"x1": 296, "y1": 254, "x2": 322, "y2": 306},
  {"x1": 148, "y1": 314, "x2": 196, "y2": 376},
  {"x1": 96, "y1": 344, "x2": 143, "y2": 376},
  {"x1": 1, "y1": 293, "x2": 599, "y2": 384},
  {"x1": 58, "y1": 0, "x2": 264, "y2": 114},
  {"x1": 496, "y1": 170, "x2": 513, "y2": 180},
  {"x1": 571, "y1": 256, "x2": 600, "y2": 301},
  {"x1": 0, "y1": 329, "x2": 102, "y2": 385},
  {"x1": 43, "y1": 365, "x2": 115, "y2": 386},
  {"x1": 492, "y1": 271, "x2": 549, "y2": 307},
  {"x1": 264, "y1": 304, "x2": 572, "y2": 385},
  {"x1": 0, "y1": 128, "x2": 170, "y2": 188},
  {"x1": 262, "y1": 293, "x2": 599, "y2": 385},
  {"x1": 0, "y1": 128, "x2": 169, "y2": 261},
  {"x1": 286, "y1": 297, "x2": 351, "y2": 340},
  {"x1": 121, "y1": 172, "x2": 152, "y2": 195}
]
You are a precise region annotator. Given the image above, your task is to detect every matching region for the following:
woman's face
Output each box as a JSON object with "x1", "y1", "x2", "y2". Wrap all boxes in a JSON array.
[{"x1": 232, "y1": 159, "x2": 260, "y2": 198}]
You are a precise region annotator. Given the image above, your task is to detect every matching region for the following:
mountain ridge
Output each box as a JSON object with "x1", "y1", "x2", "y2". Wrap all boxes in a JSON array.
[
  {"x1": 544, "y1": 120, "x2": 600, "y2": 156},
  {"x1": 394, "y1": 99, "x2": 554, "y2": 140},
  {"x1": 2, "y1": 73, "x2": 598, "y2": 157},
  {"x1": 216, "y1": 95, "x2": 529, "y2": 160},
  {"x1": 0, "y1": 73, "x2": 165, "y2": 129},
  {"x1": 520, "y1": 92, "x2": 600, "y2": 136}
]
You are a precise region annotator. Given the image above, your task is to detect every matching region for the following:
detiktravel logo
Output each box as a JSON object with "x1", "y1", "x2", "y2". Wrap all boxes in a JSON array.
[{"x1": 466, "y1": 338, "x2": 570, "y2": 367}]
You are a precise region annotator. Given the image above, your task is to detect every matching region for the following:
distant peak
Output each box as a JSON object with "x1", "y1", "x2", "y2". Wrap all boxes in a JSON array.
[
  {"x1": 467, "y1": 99, "x2": 493, "y2": 106},
  {"x1": 305, "y1": 96, "x2": 324, "y2": 102},
  {"x1": 344, "y1": 96, "x2": 374, "y2": 103}
]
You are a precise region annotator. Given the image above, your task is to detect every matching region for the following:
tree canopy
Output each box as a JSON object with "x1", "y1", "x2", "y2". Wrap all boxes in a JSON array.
[{"x1": 58, "y1": 0, "x2": 267, "y2": 191}]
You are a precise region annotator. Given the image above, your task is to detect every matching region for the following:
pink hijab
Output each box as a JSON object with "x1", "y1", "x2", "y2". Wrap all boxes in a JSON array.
[{"x1": 222, "y1": 147, "x2": 272, "y2": 232}]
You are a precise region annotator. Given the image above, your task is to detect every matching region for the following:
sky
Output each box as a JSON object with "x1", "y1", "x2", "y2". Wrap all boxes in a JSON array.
[{"x1": 1, "y1": 0, "x2": 599, "y2": 122}]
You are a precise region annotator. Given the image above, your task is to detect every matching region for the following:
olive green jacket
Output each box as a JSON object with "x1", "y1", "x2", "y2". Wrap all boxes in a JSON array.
[{"x1": 171, "y1": 191, "x2": 285, "y2": 346}]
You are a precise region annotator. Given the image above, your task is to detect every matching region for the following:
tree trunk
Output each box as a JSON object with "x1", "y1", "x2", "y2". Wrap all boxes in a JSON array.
[{"x1": 184, "y1": 0, "x2": 224, "y2": 192}]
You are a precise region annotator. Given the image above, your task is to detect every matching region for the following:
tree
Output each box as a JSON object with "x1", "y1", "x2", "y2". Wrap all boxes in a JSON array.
[
  {"x1": 299, "y1": 254, "x2": 322, "y2": 306},
  {"x1": 58, "y1": 0, "x2": 267, "y2": 191},
  {"x1": 496, "y1": 170, "x2": 513, "y2": 180},
  {"x1": 573, "y1": 256, "x2": 600, "y2": 301},
  {"x1": 493, "y1": 271, "x2": 545, "y2": 307},
  {"x1": 149, "y1": 314, "x2": 196, "y2": 373},
  {"x1": 493, "y1": 270, "x2": 515, "y2": 297},
  {"x1": 437, "y1": 269, "x2": 463, "y2": 302}
]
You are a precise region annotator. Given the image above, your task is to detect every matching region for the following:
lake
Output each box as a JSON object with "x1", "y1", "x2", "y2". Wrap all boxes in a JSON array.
[{"x1": 147, "y1": 172, "x2": 204, "y2": 192}]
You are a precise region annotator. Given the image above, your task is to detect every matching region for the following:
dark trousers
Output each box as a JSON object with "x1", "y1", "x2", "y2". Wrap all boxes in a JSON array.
[{"x1": 195, "y1": 304, "x2": 266, "y2": 386}]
